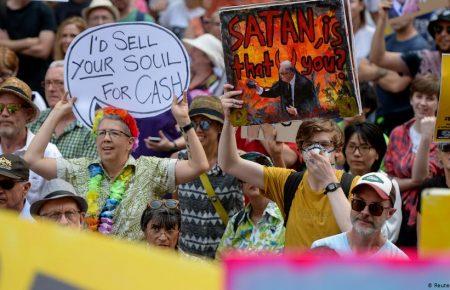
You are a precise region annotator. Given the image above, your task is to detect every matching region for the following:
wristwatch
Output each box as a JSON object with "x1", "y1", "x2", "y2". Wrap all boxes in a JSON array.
[
  {"x1": 324, "y1": 182, "x2": 341, "y2": 195},
  {"x1": 180, "y1": 122, "x2": 194, "y2": 134}
]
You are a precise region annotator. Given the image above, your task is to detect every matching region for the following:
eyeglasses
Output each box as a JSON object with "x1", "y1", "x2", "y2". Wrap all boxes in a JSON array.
[
  {"x1": 302, "y1": 141, "x2": 335, "y2": 152},
  {"x1": 41, "y1": 80, "x2": 64, "y2": 88},
  {"x1": 346, "y1": 143, "x2": 373, "y2": 155},
  {"x1": 351, "y1": 198, "x2": 391, "y2": 217},
  {"x1": 0, "y1": 103, "x2": 22, "y2": 114},
  {"x1": 0, "y1": 179, "x2": 19, "y2": 190},
  {"x1": 41, "y1": 210, "x2": 81, "y2": 222},
  {"x1": 433, "y1": 24, "x2": 450, "y2": 35},
  {"x1": 439, "y1": 143, "x2": 450, "y2": 153},
  {"x1": 96, "y1": 129, "x2": 131, "y2": 139},
  {"x1": 193, "y1": 120, "x2": 212, "y2": 131},
  {"x1": 147, "y1": 199, "x2": 179, "y2": 210}
]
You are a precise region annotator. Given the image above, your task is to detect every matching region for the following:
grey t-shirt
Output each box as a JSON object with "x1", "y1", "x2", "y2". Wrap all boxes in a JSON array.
[{"x1": 311, "y1": 232, "x2": 409, "y2": 259}]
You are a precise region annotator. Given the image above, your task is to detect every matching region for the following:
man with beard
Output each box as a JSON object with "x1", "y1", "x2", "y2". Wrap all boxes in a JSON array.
[
  {"x1": 371, "y1": 6, "x2": 450, "y2": 78},
  {"x1": 0, "y1": 77, "x2": 61, "y2": 204},
  {"x1": 312, "y1": 172, "x2": 408, "y2": 259}
]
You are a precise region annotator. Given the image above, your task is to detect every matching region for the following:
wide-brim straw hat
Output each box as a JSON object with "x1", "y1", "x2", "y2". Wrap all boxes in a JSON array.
[
  {"x1": 0, "y1": 77, "x2": 39, "y2": 123},
  {"x1": 82, "y1": 0, "x2": 120, "y2": 21},
  {"x1": 183, "y1": 34, "x2": 225, "y2": 70},
  {"x1": 188, "y1": 95, "x2": 224, "y2": 124}
]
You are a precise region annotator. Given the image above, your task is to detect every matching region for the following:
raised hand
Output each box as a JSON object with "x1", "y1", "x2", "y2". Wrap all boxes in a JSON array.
[
  {"x1": 305, "y1": 151, "x2": 338, "y2": 190},
  {"x1": 171, "y1": 91, "x2": 190, "y2": 126},
  {"x1": 53, "y1": 92, "x2": 76, "y2": 117},
  {"x1": 220, "y1": 84, "x2": 243, "y2": 119},
  {"x1": 420, "y1": 116, "x2": 436, "y2": 141}
]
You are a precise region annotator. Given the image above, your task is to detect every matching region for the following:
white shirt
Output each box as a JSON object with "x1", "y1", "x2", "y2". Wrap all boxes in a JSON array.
[
  {"x1": 158, "y1": 0, "x2": 205, "y2": 29},
  {"x1": 354, "y1": 24, "x2": 375, "y2": 68},
  {"x1": 0, "y1": 130, "x2": 62, "y2": 204},
  {"x1": 311, "y1": 232, "x2": 409, "y2": 260},
  {"x1": 289, "y1": 74, "x2": 296, "y2": 106},
  {"x1": 20, "y1": 200, "x2": 34, "y2": 220}
]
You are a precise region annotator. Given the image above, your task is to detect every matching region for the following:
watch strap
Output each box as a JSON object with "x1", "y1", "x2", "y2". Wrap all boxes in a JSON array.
[
  {"x1": 180, "y1": 122, "x2": 194, "y2": 133},
  {"x1": 324, "y1": 182, "x2": 341, "y2": 195}
]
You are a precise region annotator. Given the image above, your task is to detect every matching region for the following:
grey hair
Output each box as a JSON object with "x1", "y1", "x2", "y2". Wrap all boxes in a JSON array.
[
  {"x1": 49, "y1": 60, "x2": 65, "y2": 69},
  {"x1": 97, "y1": 114, "x2": 132, "y2": 136}
]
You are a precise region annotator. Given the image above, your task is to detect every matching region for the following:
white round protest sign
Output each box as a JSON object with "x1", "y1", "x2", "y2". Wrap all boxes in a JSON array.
[{"x1": 65, "y1": 22, "x2": 190, "y2": 128}]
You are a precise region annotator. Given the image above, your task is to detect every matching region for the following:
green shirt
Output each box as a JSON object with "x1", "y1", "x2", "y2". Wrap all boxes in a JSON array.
[
  {"x1": 216, "y1": 201, "x2": 285, "y2": 258},
  {"x1": 56, "y1": 156, "x2": 176, "y2": 241},
  {"x1": 119, "y1": 9, "x2": 154, "y2": 22},
  {"x1": 29, "y1": 109, "x2": 98, "y2": 159}
]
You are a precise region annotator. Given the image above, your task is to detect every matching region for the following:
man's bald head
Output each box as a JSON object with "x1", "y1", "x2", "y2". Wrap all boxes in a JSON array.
[{"x1": 279, "y1": 60, "x2": 295, "y2": 83}]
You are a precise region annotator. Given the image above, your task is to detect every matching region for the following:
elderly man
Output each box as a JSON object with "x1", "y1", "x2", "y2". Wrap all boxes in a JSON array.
[
  {"x1": 82, "y1": 0, "x2": 119, "y2": 28},
  {"x1": 0, "y1": 77, "x2": 61, "y2": 204},
  {"x1": 29, "y1": 61, "x2": 97, "y2": 159},
  {"x1": 312, "y1": 172, "x2": 408, "y2": 259},
  {"x1": 248, "y1": 60, "x2": 319, "y2": 117},
  {"x1": 0, "y1": 154, "x2": 32, "y2": 219},
  {"x1": 30, "y1": 179, "x2": 87, "y2": 229}
]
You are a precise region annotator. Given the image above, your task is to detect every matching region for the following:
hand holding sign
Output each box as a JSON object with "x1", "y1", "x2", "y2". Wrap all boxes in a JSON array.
[{"x1": 65, "y1": 22, "x2": 190, "y2": 128}]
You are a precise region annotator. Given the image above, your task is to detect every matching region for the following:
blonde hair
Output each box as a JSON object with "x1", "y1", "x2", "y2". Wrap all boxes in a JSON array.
[
  {"x1": 0, "y1": 46, "x2": 19, "y2": 76},
  {"x1": 54, "y1": 17, "x2": 87, "y2": 60}
]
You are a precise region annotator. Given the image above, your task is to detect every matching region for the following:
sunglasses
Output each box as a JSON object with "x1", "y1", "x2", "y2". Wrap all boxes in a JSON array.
[
  {"x1": 433, "y1": 24, "x2": 450, "y2": 35},
  {"x1": 0, "y1": 103, "x2": 22, "y2": 114},
  {"x1": 0, "y1": 179, "x2": 19, "y2": 190},
  {"x1": 351, "y1": 198, "x2": 391, "y2": 217},
  {"x1": 147, "y1": 199, "x2": 179, "y2": 210},
  {"x1": 193, "y1": 120, "x2": 212, "y2": 131}
]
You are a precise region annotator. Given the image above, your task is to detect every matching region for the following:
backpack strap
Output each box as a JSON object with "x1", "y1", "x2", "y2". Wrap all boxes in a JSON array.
[
  {"x1": 135, "y1": 11, "x2": 145, "y2": 21},
  {"x1": 283, "y1": 171, "x2": 304, "y2": 227},
  {"x1": 233, "y1": 210, "x2": 246, "y2": 233},
  {"x1": 340, "y1": 172, "x2": 355, "y2": 197},
  {"x1": 199, "y1": 173, "x2": 229, "y2": 225}
]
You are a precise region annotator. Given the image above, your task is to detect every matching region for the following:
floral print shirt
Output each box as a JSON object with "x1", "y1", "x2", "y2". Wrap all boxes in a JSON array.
[
  {"x1": 56, "y1": 156, "x2": 176, "y2": 241},
  {"x1": 216, "y1": 201, "x2": 285, "y2": 258}
]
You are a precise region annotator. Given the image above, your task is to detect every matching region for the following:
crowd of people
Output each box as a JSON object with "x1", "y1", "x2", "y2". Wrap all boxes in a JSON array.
[{"x1": 0, "y1": 0, "x2": 449, "y2": 262}]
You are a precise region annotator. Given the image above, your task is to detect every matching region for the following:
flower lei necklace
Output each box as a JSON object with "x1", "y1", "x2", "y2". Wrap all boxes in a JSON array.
[{"x1": 85, "y1": 164, "x2": 133, "y2": 234}]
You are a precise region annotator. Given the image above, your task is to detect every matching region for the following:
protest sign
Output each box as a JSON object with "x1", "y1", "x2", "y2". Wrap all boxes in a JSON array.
[
  {"x1": 241, "y1": 121, "x2": 302, "y2": 142},
  {"x1": 435, "y1": 54, "x2": 450, "y2": 142},
  {"x1": 388, "y1": 0, "x2": 450, "y2": 23},
  {"x1": 419, "y1": 188, "x2": 450, "y2": 257},
  {"x1": 0, "y1": 211, "x2": 220, "y2": 290},
  {"x1": 220, "y1": 0, "x2": 361, "y2": 126},
  {"x1": 65, "y1": 22, "x2": 190, "y2": 128},
  {"x1": 225, "y1": 254, "x2": 450, "y2": 290}
]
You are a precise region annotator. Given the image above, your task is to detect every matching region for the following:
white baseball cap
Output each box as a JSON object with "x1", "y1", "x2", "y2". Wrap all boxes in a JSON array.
[{"x1": 352, "y1": 172, "x2": 395, "y2": 205}]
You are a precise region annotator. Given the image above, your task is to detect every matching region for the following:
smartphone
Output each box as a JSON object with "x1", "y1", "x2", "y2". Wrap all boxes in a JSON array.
[{"x1": 147, "y1": 136, "x2": 161, "y2": 142}]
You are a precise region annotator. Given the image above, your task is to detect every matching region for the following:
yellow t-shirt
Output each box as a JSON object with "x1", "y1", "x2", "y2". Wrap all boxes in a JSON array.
[{"x1": 263, "y1": 167, "x2": 359, "y2": 250}]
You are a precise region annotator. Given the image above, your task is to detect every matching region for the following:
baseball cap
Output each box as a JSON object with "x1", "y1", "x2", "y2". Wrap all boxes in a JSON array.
[
  {"x1": 0, "y1": 154, "x2": 29, "y2": 180},
  {"x1": 428, "y1": 8, "x2": 450, "y2": 38},
  {"x1": 30, "y1": 179, "x2": 87, "y2": 216},
  {"x1": 241, "y1": 151, "x2": 274, "y2": 167},
  {"x1": 352, "y1": 172, "x2": 395, "y2": 205}
]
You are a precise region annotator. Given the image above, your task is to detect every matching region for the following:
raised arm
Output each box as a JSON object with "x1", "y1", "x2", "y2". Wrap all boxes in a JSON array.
[
  {"x1": 369, "y1": 1, "x2": 410, "y2": 75},
  {"x1": 412, "y1": 117, "x2": 436, "y2": 184},
  {"x1": 218, "y1": 85, "x2": 265, "y2": 189},
  {"x1": 23, "y1": 94, "x2": 75, "y2": 179},
  {"x1": 172, "y1": 92, "x2": 209, "y2": 185}
]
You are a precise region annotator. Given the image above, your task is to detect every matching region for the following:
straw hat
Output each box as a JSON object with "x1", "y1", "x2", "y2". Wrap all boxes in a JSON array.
[
  {"x1": 189, "y1": 95, "x2": 224, "y2": 124},
  {"x1": 0, "y1": 77, "x2": 39, "y2": 122},
  {"x1": 183, "y1": 34, "x2": 224, "y2": 70},
  {"x1": 82, "y1": 0, "x2": 120, "y2": 21}
]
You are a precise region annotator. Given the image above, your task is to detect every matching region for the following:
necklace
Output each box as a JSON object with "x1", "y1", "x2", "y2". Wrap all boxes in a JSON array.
[{"x1": 85, "y1": 164, "x2": 133, "y2": 234}]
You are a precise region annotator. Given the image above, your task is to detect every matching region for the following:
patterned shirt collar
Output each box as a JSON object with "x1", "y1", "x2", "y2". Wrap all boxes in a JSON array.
[
  {"x1": 90, "y1": 155, "x2": 137, "y2": 179},
  {"x1": 243, "y1": 201, "x2": 283, "y2": 221}
]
